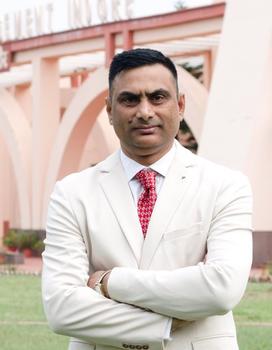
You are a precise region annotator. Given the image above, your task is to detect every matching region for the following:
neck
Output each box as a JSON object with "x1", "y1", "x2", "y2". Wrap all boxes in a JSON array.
[{"x1": 121, "y1": 142, "x2": 174, "y2": 166}]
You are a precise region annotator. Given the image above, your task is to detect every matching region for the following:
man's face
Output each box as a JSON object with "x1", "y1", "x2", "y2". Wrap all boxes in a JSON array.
[{"x1": 106, "y1": 64, "x2": 185, "y2": 163}]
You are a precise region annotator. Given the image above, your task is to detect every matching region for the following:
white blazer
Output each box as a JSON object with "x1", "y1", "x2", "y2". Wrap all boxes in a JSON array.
[{"x1": 42, "y1": 143, "x2": 253, "y2": 350}]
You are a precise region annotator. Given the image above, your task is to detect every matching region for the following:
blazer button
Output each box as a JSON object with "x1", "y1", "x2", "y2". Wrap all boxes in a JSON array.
[
  {"x1": 143, "y1": 346, "x2": 149, "y2": 350},
  {"x1": 122, "y1": 344, "x2": 129, "y2": 348}
]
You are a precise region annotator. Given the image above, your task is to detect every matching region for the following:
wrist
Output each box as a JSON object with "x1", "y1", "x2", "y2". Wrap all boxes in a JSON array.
[
  {"x1": 94, "y1": 270, "x2": 111, "y2": 298},
  {"x1": 101, "y1": 271, "x2": 111, "y2": 298}
]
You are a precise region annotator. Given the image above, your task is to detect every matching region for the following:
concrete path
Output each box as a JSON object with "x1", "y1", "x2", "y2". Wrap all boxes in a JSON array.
[
  {"x1": 0, "y1": 256, "x2": 42, "y2": 275},
  {"x1": 17, "y1": 257, "x2": 42, "y2": 274}
]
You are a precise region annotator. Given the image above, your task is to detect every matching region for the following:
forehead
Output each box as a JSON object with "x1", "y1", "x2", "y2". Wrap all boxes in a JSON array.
[{"x1": 111, "y1": 64, "x2": 177, "y2": 95}]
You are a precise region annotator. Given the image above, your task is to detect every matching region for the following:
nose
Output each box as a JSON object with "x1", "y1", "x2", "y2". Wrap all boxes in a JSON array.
[{"x1": 135, "y1": 99, "x2": 155, "y2": 121}]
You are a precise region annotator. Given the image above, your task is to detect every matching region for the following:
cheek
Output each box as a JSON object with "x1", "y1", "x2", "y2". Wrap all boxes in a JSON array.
[
  {"x1": 112, "y1": 116, "x2": 129, "y2": 138},
  {"x1": 164, "y1": 111, "x2": 181, "y2": 128}
]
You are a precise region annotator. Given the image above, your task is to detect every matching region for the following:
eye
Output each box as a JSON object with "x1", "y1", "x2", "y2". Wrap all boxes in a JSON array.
[
  {"x1": 119, "y1": 95, "x2": 139, "y2": 106},
  {"x1": 150, "y1": 94, "x2": 166, "y2": 104}
]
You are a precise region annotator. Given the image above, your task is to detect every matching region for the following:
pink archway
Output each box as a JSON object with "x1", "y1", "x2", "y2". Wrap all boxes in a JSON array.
[
  {"x1": 42, "y1": 67, "x2": 110, "y2": 224},
  {"x1": 176, "y1": 65, "x2": 208, "y2": 142},
  {"x1": 0, "y1": 88, "x2": 31, "y2": 228}
]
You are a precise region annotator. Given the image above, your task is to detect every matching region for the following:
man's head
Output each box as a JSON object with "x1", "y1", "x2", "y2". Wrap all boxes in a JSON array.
[
  {"x1": 106, "y1": 48, "x2": 185, "y2": 165},
  {"x1": 108, "y1": 48, "x2": 179, "y2": 97}
]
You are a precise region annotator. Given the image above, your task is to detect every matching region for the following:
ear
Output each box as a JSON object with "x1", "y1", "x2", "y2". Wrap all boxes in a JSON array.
[
  {"x1": 105, "y1": 96, "x2": 113, "y2": 125},
  {"x1": 178, "y1": 94, "x2": 185, "y2": 120}
]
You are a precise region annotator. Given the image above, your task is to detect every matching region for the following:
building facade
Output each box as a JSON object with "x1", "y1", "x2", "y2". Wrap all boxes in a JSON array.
[{"x1": 0, "y1": 1, "x2": 271, "y2": 266}]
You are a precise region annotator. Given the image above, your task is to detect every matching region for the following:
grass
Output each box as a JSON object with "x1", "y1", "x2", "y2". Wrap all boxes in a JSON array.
[
  {"x1": 234, "y1": 282, "x2": 272, "y2": 350},
  {"x1": 234, "y1": 282, "x2": 272, "y2": 323},
  {"x1": 0, "y1": 276, "x2": 271, "y2": 350},
  {"x1": 0, "y1": 325, "x2": 68, "y2": 350},
  {"x1": 0, "y1": 275, "x2": 68, "y2": 350},
  {"x1": 236, "y1": 327, "x2": 272, "y2": 350}
]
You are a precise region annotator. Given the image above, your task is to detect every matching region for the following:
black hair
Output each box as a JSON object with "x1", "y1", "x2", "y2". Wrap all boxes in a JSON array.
[{"x1": 108, "y1": 48, "x2": 178, "y2": 94}]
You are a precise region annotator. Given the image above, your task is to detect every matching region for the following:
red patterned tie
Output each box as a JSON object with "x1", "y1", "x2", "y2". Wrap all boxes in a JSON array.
[{"x1": 136, "y1": 169, "x2": 157, "y2": 237}]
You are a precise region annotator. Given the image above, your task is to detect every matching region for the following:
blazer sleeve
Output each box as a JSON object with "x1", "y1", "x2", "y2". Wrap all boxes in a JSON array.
[
  {"x1": 107, "y1": 172, "x2": 253, "y2": 321},
  {"x1": 42, "y1": 181, "x2": 170, "y2": 350}
]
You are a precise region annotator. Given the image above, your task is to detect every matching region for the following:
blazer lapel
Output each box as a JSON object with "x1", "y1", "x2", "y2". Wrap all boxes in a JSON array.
[
  {"x1": 99, "y1": 152, "x2": 143, "y2": 265},
  {"x1": 140, "y1": 145, "x2": 197, "y2": 269}
]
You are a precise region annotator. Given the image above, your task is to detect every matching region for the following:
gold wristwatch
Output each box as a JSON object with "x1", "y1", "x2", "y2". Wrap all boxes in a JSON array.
[{"x1": 94, "y1": 270, "x2": 111, "y2": 297}]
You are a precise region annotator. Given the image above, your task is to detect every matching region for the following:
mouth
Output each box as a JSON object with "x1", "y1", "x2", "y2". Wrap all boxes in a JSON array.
[{"x1": 133, "y1": 125, "x2": 159, "y2": 134}]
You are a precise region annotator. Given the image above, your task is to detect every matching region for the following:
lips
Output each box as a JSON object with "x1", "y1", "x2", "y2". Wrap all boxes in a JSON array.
[{"x1": 133, "y1": 125, "x2": 158, "y2": 134}]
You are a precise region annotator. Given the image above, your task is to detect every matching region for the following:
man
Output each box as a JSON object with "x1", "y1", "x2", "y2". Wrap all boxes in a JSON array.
[{"x1": 42, "y1": 48, "x2": 252, "y2": 350}]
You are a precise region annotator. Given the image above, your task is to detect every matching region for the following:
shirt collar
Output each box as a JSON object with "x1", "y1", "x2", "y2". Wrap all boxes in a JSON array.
[{"x1": 120, "y1": 142, "x2": 176, "y2": 182}]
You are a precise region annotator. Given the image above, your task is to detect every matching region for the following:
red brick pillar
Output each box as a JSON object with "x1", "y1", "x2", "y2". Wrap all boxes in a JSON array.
[
  {"x1": 3, "y1": 220, "x2": 10, "y2": 237},
  {"x1": 123, "y1": 30, "x2": 133, "y2": 50},
  {"x1": 105, "y1": 31, "x2": 115, "y2": 67}
]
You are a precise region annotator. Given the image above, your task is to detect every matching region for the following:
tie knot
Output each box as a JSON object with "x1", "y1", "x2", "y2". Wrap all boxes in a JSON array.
[{"x1": 136, "y1": 169, "x2": 157, "y2": 190}]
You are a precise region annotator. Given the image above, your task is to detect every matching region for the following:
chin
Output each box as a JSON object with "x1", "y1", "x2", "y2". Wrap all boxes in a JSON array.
[
  {"x1": 134, "y1": 135, "x2": 162, "y2": 145},
  {"x1": 134, "y1": 140, "x2": 161, "y2": 150}
]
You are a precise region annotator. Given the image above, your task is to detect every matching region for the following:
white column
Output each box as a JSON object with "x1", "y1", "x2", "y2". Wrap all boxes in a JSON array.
[
  {"x1": 0, "y1": 137, "x2": 7, "y2": 244},
  {"x1": 199, "y1": 0, "x2": 272, "y2": 230},
  {"x1": 32, "y1": 58, "x2": 60, "y2": 228},
  {"x1": 0, "y1": 137, "x2": 14, "y2": 243}
]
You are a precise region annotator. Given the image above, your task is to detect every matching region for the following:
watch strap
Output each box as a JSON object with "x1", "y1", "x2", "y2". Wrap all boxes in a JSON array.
[{"x1": 94, "y1": 270, "x2": 111, "y2": 297}]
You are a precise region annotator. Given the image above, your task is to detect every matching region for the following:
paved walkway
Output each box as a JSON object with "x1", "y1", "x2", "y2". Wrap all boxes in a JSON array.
[
  {"x1": 0, "y1": 256, "x2": 42, "y2": 275},
  {"x1": 17, "y1": 257, "x2": 42, "y2": 274}
]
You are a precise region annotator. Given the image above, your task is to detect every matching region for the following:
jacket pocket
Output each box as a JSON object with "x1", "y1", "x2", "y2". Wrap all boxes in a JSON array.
[
  {"x1": 160, "y1": 223, "x2": 206, "y2": 268},
  {"x1": 163, "y1": 222, "x2": 203, "y2": 241},
  {"x1": 192, "y1": 334, "x2": 238, "y2": 350}
]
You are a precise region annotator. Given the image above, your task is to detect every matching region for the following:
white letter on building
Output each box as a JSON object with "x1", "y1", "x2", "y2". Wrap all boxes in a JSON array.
[
  {"x1": 71, "y1": 0, "x2": 84, "y2": 28},
  {"x1": 46, "y1": 2, "x2": 54, "y2": 33},
  {"x1": 25, "y1": 8, "x2": 33, "y2": 37},
  {"x1": 14, "y1": 12, "x2": 23, "y2": 39},
  {"x1": 34, "y1": 6, "x2": 43, "y2": 36},
  {"x1": 97, "y1": 0, "x2": 108, "y2": 23},
  {"x1": 112, "y1": 0, "x2": 121, "y2": 21},
  {"x1": 84, "y1": 0, "x2": 92, "y2": 26},
  {"x1": 125, "y1": 0, "x2": 134, "y2": 19},
  {"x1": 4, "y1": 14, "x2": 10, "y2": 41}
]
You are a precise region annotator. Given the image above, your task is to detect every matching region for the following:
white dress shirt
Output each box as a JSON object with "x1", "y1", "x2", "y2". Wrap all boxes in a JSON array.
[
  {"x1": 119, "y1": 142, "x2": 177, "y2": 340},
  {"x1": 120, "y1": 142, "x2": 177, "y2": 204}
]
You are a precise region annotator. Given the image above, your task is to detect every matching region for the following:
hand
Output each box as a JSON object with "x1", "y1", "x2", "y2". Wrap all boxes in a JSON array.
[
  {"x1": 171, "y1": 318, "x2": 190, "y2": 332},
  {"x1": 87, "y1": 270, "x2": 111, "y2": 298},
  {"x1": 87, "y1": 271, "x2": 106, "y2": 289}
]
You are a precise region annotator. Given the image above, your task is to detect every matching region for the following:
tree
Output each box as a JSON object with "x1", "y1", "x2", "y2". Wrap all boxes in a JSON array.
[
  {"x1": 174, "y1": 1, "x2": 187, "y2": 10},
  {"x1": 181, "y1": 62, "x2": 203, "y2": 83}
]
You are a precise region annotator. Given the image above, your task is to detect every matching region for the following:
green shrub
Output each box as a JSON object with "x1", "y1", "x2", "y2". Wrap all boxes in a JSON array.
[
  {"x1": 3, "y1": 230, "x2": 19, "y2": 249},
  {"x1": 3, "y1": 229, "x2": 44, "y2": 255},
  {"x1": 17, "y1": 231, "x2": 39, "y2": 251},
  {"x1": 32, "y1": 240, "x2": 45, "y2": 256}
]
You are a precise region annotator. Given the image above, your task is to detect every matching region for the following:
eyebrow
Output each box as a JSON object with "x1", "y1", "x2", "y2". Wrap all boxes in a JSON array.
[
  {"x1": 118, "y1": 91, "x2": 141, "y2": 99},
  {"x1": 117, "y1": 88, "x2": 170, "y2": 99},
  {"x1": 146, "y1": 89, "x2": 170, "y2": 98}
]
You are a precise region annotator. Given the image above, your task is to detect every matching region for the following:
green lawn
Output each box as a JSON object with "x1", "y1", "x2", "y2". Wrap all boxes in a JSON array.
[
  {"x1": 234, "y1": 282, "x2": 272, "y2": 350},
  {"x1": 234, "y1": 282, "x2": 272, "y2": 323},
  {"x1": 0, "y1": 276, "x2": 271, "y2": 350},
  {"x1": 0, "y1": 275, "x2": 68, "y2": 350}
]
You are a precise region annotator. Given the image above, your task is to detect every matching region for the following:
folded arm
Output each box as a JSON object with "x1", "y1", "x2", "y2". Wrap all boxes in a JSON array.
[
  {"x1": 104, "y1": 173, "x2": 253, "y2": 320},
  {"x1": 42, "y1": 181, "x2": 170, "y2": 350}
]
